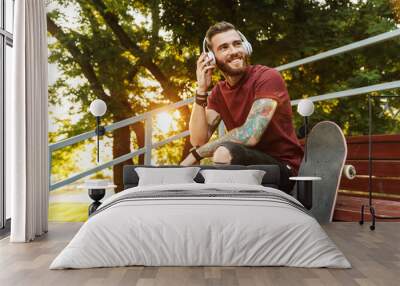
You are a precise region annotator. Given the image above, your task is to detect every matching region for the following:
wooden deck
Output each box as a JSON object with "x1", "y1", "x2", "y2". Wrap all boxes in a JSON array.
[
  {"x1": 1, "y1": 222, "x2": 399, "y2": 286},
  {"x1": 334, "y1": 195, "x2": 400, "y2": 222},
  {"x1": 333, "y1": 134, "x2": 400, "y2": 221}
]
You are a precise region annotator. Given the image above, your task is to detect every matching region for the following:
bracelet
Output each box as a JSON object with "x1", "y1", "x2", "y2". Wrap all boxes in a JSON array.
[
  {"x1": 195, "y1": 96, "x2": 207, "y2": 101},
  {"x1": 195, "y1": 91, "x2": 208, "y2": 107},
  {"x1": 196, "y1": 91, "x2": 208, "y2": 97},
  {"x1": 190, "y1": 147, "x2": 203, "y2": 161},
  {"x1": 195, "y1": 97, "x2": 207, "y2": 107}
]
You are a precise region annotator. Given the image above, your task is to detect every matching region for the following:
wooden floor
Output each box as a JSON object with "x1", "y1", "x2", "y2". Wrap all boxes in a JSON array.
[
  {"x1": 0, "y1": 222, "x2": 399, "y2": 286},
  {"x1": 334, "y1": 195, "x2": 400, "y2": 222}
]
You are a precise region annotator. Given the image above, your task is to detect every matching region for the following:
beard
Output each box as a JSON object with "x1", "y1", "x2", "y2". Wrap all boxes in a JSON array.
[{"x1": 216, "y1": 53, "x2": 248, "y2": 76}]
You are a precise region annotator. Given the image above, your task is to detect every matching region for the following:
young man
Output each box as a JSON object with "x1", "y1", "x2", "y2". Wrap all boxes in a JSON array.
[{"x1": 180, "y1": 21, "x2": 303, "y2": 193}]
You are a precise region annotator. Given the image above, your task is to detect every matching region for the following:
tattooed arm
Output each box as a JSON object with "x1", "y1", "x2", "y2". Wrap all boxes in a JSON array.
[
  {"x1": 206, "y1": 109, "x2": 222, "y2": 140},
  {"x1": 196, "y1": 98, "x2": 278, "y2": 158},
  {"x1": 181, "y1": 98, "x2": 276, "y2": 166},
  {"x1": 189, "y1": 104, "x2": 221, "y2": 146},
  {"x1": 181, "y1": 108, "x2": 221, "y2": 166}
]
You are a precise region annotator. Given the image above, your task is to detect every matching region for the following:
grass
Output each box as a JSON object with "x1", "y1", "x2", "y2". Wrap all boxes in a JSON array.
[
  {"x1": 49, "y1": 202, "x2": 89, "y2": 222},
  {"x1": 48, "y1": 182, "x2": 115, "y2": 222}
]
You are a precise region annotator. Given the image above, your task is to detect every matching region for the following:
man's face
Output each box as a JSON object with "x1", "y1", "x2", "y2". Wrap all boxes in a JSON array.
[{"x1": 210, "y1": 29, "x2": 248, "y2": 76}]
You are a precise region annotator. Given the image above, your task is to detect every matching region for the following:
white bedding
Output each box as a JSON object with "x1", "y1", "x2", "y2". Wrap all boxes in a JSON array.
[{"x1": 50, "y1": 183, "x2": 351, "y2": 269}]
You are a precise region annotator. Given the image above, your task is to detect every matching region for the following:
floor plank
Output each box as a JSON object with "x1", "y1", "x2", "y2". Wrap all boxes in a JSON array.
[
  {"x1": 0, "y1": 222, "x2": 399, "y2": 286},
  {"x1": 334, "y1": 195, "x2": 400, "y2": 222}
]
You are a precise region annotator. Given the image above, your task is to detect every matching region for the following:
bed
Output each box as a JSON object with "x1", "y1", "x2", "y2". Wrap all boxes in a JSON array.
[{"x1": 50, "y1": 165, "x2": 351, "y2": 269}]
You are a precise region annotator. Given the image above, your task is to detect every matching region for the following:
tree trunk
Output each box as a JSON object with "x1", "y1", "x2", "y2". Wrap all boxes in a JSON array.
[
  {"x1": 112, "y1": 121, "x2": 131, "y2": 193},
  {"x1": 180, "y1": 110, "x2": 192, "y2": 161},
  {"x1": 131, "y1": 121, "x2": 145, "y2": 164}
]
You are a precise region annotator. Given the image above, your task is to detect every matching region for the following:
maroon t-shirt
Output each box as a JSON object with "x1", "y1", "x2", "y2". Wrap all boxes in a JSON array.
[{"x1": 207, "y1": 65, "x2": 303, "y2": 174}]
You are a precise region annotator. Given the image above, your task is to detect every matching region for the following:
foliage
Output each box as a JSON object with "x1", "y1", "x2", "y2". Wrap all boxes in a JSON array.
[
  {"x1": 49, "y1": 202, "x2": 89, "y2": 222},
  {"x1": 391, "y1": 0, "x2": 400, "y2": 22},
  {"x1": 152, "y1": 109, "x2": 187, "y2": 165}
]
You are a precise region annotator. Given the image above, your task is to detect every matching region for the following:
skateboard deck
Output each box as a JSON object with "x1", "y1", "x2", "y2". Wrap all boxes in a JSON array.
[{"x1": 297, "y1": 121, "x2": 347, "y2": 223}]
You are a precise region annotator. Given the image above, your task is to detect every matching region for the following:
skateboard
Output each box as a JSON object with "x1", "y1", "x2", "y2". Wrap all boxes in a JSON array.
[{"x1": 296, "y1": 121, "x2": 347, "y2": 223}]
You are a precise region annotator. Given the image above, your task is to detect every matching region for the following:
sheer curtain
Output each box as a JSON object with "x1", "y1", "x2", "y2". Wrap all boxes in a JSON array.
[{"x1": 8, "y1": 0, "x2": 49, "y2": 242}]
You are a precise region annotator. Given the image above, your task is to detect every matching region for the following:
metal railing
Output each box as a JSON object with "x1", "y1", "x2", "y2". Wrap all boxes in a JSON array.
[{"x1": 49, "y1": 28, "x2": 400, "y2": 191}]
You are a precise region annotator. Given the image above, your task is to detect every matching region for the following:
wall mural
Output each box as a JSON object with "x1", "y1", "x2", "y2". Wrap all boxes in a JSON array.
[{"x1": 46, "y1": 0, "x2": 400, "y2": 220}]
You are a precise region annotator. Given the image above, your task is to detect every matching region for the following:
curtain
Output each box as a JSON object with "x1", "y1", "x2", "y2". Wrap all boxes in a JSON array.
[{"x1": 8, "y1": 0, "x2": 49, "y2": 242}]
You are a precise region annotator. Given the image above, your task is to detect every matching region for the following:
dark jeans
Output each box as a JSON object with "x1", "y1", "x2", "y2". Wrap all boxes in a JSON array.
[{"x1": 216, "y1": 142, "x2": 295, "y2": 194}]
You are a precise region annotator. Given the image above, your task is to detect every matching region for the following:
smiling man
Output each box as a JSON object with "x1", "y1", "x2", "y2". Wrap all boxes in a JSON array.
[{"x1": 180, "y1": 21, "x2": 303, "y2": 193}]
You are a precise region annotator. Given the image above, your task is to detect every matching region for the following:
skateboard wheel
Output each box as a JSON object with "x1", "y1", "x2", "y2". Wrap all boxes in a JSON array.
[
  {"x1": 370, "y1": 225, "x2": 375, "y2": 231},
  {"x1": 359, "y1": 220, "x2": 364, "y2": 225}
]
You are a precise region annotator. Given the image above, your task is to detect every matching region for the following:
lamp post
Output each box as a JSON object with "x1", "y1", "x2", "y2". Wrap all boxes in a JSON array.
[
  {"x1": 89, "y1": 99, "x2": 107, "y2": 163},
  {"x1": 297, "y1": 99, "x2": 315, "y2": 162},
  {"x1": 290, "y1": 99, "x2": 317, "y2": 210}
]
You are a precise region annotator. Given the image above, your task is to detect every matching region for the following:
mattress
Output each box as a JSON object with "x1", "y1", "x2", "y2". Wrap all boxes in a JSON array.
[{"x1": 50, "y1": 183, "x2": 351, "y2": 269}]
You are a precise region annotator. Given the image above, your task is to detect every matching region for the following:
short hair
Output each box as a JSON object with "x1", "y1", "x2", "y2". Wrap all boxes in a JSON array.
[{"x1": 205, "y1": 21, "x2": 236, "y2": 49}]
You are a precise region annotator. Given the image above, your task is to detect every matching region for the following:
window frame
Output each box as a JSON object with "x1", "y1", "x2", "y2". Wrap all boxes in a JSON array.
[{"x1": 0, "y1": 0, "x2": 14, "y2": 233}]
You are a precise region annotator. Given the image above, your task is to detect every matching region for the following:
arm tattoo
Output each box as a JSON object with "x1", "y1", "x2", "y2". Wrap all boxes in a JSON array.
[
  {"x1": 207, "y1": 115, "x2": 221, "y2": 139},
  {"x1": 197, "y1": 98, "x2": 277, "y2": 158}
]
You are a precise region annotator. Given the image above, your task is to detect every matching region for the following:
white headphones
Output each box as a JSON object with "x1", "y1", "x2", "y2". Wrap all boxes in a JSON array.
[{"x1": 202, "y1": 30, "x2": 252, "y2": 65}]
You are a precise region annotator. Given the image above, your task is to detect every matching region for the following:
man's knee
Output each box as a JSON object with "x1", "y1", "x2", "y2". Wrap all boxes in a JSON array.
[{"x1": 212, "y1": 146, "x2": 232, "y2": 164}]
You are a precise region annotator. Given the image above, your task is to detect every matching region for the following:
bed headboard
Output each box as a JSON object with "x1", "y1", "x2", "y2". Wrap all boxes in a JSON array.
[{"x1": 123, "y1": 165, "x2": 281, "y2": 189}]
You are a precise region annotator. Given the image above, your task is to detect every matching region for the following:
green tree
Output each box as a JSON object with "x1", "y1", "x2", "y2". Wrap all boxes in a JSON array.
[{"x1": 48, "y1": 0, "x2": 194, "y2": 192}]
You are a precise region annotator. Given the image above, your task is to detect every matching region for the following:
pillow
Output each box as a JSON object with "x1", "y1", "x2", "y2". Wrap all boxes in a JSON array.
[
  {"x1": 200, "y1": 169, "x2": 266, "y2": 185},
  {"x1": 135, "y1": 167, "x2": 201, "y2": 186}
]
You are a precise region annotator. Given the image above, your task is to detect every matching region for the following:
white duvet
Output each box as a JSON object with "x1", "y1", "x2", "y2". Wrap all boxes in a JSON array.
[{"x1": 50, "y1": 183, "x2": 351, "y2": 269}]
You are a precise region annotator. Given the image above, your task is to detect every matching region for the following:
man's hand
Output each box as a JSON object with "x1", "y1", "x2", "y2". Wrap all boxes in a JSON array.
[
  {"x1": 196, "y1": 53, "x2": 215, "y2": 94},
  {"x1": 180, "y1": 153, "x2": 199, "y2": 166}
]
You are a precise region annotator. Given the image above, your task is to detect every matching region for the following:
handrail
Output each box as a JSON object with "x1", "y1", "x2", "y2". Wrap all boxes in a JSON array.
[
  {"x1": 290, "y1": 81, "x2": 400, "y2": 105},
  {"x1": 49, "y1": 28, "x2": 400, "y2": 191},
  {"x1": 49, "y1": 98, "x2": 194, "y2": 152},
  {"x1": 49, "y1": 131, "x2": 191, "y2": 190},
  {"x1": 275, "y1": 29, "x2": 400, "y2": 71}
]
